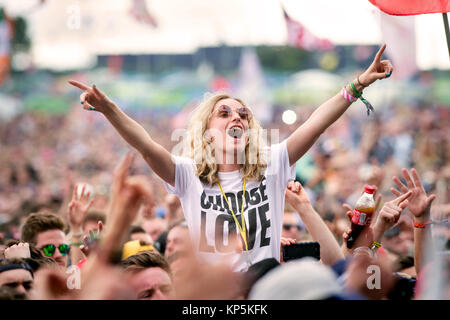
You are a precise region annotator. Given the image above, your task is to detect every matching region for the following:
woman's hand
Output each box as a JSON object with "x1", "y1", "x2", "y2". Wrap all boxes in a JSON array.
[
  {"x1": 68, "y1": 80, "x2": 114, "y2": 113},
  {"x1": 359, "y1": 44, "x2": 394, "y2": 87}
]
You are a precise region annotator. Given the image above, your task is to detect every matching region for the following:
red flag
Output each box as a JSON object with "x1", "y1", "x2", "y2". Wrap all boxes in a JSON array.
[
  {"x1": 369, "y1": 0, "x2": 450, "y2": 16},
  {"x1": 283, "y1": 9, "x2": 333, "y2": 51}
]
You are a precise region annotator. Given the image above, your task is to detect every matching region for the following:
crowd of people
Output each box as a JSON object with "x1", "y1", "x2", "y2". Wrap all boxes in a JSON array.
[{"x1": 0, "y1": 46, "x2": 448, "y2": 300}]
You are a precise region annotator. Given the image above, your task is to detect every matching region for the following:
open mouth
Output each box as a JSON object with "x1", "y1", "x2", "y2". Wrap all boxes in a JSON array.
[{"x1": 227, "y1": 127, "x2": 243, "y2": 138}]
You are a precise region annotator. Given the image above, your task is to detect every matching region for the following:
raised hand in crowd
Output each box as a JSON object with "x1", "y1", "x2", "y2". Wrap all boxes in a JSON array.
[
  {"x1": 391, "y1": 168, "x2": 436, "y2": 223},
  {"x1": 79, "y1": 222, "x2": 103, "y2": 258},
  {"x1": 4, "y1": 242, "x2": 31, "y2": 259},
  {"x1": 68, "y1": 184, "x2": 94, "y2": 232},
  {"x1": 67, "y1": 184, "x2": 94, "y2": 264},
  {"x1": 371, "y1": 191, "x2": 412, "y2": 243},
  {"x1": 391, "y1": 168, "x2": 436, "y2": 274},
  {"x1": 279, "y1": 237, "x2": 296, "y2": 263},
  {"x1": 285, "y1": 181, "x2": 343, "y2": 266},
  {"x1": 172, "y1": 236, "x2": 243, "y2": 300},
  {"x1": 93, "y1": 152, "x2": 154, "y2": 262},
  {"x1": 68, "y1": 80, "x2": 114, "y2": 113}
]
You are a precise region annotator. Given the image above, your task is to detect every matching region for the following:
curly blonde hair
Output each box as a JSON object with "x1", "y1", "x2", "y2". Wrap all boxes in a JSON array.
[{"x1": 182, "y1": 93, "x2": 267, "y2": 185}]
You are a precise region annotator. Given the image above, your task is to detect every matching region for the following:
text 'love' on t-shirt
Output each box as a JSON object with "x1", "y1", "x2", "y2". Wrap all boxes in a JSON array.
[{"x1": 164, "y1": 140, "x2": 295, "y2": 271}]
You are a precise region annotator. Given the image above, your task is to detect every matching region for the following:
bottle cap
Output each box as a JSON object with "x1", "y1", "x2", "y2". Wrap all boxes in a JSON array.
[{"x1": 364, "y1": 185, "x2": 376, "y2": 194}]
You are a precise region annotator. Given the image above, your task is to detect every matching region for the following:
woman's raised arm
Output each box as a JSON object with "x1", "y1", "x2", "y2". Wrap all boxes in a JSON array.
[
  {"x1": 68, "y1": 80, "x2": 175, "y2": 186},
  {"x1": 286, "y1": 44, "x2": 393, "y2": 166}
]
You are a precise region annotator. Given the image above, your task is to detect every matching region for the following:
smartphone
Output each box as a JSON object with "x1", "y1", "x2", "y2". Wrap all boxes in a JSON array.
[{"x1": 282, "y1": 241, "x2": 320, "y2": 262}]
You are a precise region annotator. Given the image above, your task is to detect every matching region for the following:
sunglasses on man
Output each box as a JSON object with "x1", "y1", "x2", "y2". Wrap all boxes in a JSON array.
[
  {"x1": 39, "y1": 244, "x2": 71, "y2": 257},
  {"x1": 282, "y1": 224, "x2": 302, "y2": 231}
]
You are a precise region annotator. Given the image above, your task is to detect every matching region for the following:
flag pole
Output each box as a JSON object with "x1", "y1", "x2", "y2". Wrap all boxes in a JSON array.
[{"x1": 443, "y1": 13, "x2": 450, "y2": 60}]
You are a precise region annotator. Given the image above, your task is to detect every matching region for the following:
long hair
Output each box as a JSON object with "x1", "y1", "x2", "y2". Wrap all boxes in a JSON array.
[{"x1": 182, "y1": 93, "x2": 267, "y2": 185}]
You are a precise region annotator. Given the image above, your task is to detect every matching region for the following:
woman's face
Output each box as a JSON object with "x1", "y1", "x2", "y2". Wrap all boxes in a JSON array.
[{"x1": 207, "y1": 98, "x2": 251, "y2": 159}]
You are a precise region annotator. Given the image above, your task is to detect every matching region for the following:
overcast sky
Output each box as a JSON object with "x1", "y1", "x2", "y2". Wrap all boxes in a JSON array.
[{"x1": 0, "y1": 0, "x2": 448, "y2": 70}]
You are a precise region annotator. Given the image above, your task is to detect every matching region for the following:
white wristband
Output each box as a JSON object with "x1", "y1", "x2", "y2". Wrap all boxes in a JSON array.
[{"x1": 353, "y1": 246, "x2": 373, "y2": 258}]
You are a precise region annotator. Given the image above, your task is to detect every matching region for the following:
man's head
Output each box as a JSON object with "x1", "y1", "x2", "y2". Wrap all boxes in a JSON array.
[
  {"x1": 83, "y1": 211, "x2": 106, "y2": 235},
  {"x1": 142, "y1": 218, "x2": 167, "y2": 243},
  {"x1": 120, "y1": 251, "x2": 174, "y2": 300},
  {"x1": 21, "y1": 213, "x2": 69, "y2": 268},
  {"x1": 282, "y1": 212, "x2": 304, "y2": 241},
  {"x1": 0, "y1": 258, "x2": 34, "y2": 297},
  {"x1": 129, "y1": 226, "x2": 153, "y2": 244},
  {"x1": 165, "y1": 220, "x2": 192, "y2": 258},
  {"x1": 382, "y1": 215, "x2": 414, "y2": 256}
]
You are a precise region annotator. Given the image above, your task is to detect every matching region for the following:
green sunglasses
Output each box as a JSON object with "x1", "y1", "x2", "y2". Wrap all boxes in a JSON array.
[{"x1": 40, "y1": 244, "x2": 71, "y2": 257}]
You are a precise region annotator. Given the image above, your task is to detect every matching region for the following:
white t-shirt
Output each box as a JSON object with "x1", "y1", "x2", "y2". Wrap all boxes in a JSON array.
[{"x1": 164, "y1": 140, "x2": 295, "y2": 271}]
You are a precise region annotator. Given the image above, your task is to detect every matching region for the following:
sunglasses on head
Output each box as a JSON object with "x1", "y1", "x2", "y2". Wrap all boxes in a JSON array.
[
  {"x1": 283, "y1": 224, "x2": 302, "y2": 231},
  {"x1": 215, "y1": 105, "x2": 251, "y2": 121},
  {"x1": 40, "y1": 244, "x2": 71, "y2": 257}
]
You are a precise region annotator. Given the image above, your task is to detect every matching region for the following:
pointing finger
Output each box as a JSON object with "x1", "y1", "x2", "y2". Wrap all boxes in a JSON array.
[
  {"x1": 399, "y1": 200, "x2": 409, "y2": 210},
  {"x1": 69, "y1": 80, "x2": 90, "y2": 91},
  {"x1": 374, "y1": 44, "x2": 386, "y2": 62},
  {"x1": 394, "y1": 190, "x2": 412, "y2": 205}
]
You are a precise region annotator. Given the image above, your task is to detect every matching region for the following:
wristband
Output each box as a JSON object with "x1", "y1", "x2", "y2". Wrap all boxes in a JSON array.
[
  {"x1": 353, "y1": 247, "x2": 373, "y2": 258},
  {"x1": 350, "y1": 82, "x2": 375, "y2": 116},
  {"x1": 68, "y1": 231, "x2": 84, "y2": 238},
  {"x1": 414, "y1": 220, "x2": 433, "y2": 228},
  {"x1": 371, "y1": 241, "x2": 382, "y2": 249},
  {"x1": 341, "y1": 88, "x2": 358, "y2": 102},
  {"x1": 70, "y1": 241, "x2": 84, "y2": 247},
  {"x1": 414, "y1": 219, "x2": 448, "y2": 228}
]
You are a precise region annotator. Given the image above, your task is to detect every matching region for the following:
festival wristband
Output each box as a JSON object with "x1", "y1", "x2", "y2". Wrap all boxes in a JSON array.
[
  {"x1": 414, "y1": 219, "x2": 448, "y2": 228},
  {"x1": 341, "y1": 88, "x2": 357, "y2": 102},
  {"x1": 353, "y1": 247, "x2": 373, "y2": 258},
  {"x1": 350, "y1": 82, "x2": 375, "y2": 116},
  {"x1": 371, "y1": 241, "x2": 382, "y2": 248},
  {"x1": 70, "y1": 241, "x2": 85, "y2": 247}
]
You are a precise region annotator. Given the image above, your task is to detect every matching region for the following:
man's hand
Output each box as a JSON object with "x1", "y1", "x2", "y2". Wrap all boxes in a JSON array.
[
  {"x1": 391, "y1": 168, "x2": 436, "y2": 222},
  {"x1": 68, "y1": 184, "x2": 94, "y2": 233},
  {"x1": 285, "y1": 180, "x2": 311, "y2": 209},
  {"x1": 98, "y1": 152, "x2": 153, "y2": 261},
  {"x1": 372, "y1": 190, "x2": 412, "y2": 240},
  {"x1": 4, "y1": 242, "x2": 31, "y2": 259}
]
